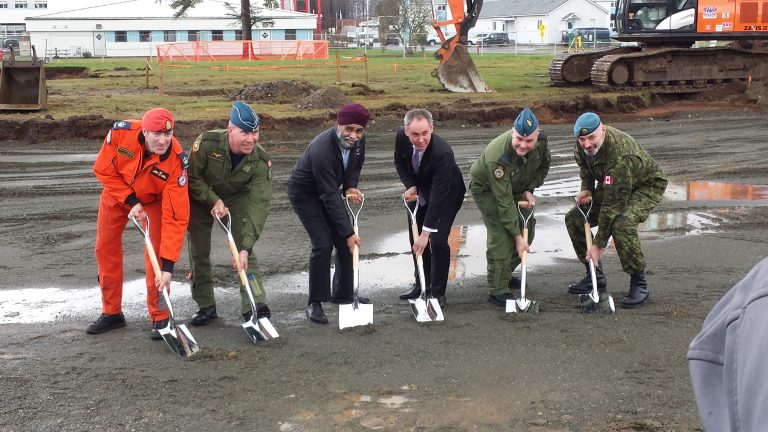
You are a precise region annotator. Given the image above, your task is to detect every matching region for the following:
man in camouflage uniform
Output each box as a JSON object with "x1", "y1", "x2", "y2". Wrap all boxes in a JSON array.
[
  {"x1": 565, "y1": 112, "x2": 667, "y2": 311},
  {"x1": 187, "y1": 101, "x2": 273, "y2": 325},
  {"x1": 469, "y1": 108, "x2": 551, "y2": 306}
]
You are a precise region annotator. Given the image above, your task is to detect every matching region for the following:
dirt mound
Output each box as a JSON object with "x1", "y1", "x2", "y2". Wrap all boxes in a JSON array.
[
  {"x1": 229, "y1": 80, "x2": 318, "y2": 104},
  {"x1": 296, "y1": 87, "x2": 351, "y2": 110},
  {"x1": 45, "y1": 67, "x2": 90, "y2": 80}
]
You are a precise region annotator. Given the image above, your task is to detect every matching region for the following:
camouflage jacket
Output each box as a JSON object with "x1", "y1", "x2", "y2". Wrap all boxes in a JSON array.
[
  {"x1": 574, "y1": 126, "x2": 667, "y2": 248},
  {"x1": 470, "y1": 130, "x2": 551, "y2": 236},
  {"x1": 188, "y1": 130, "x2": 272, "y2": 250}
]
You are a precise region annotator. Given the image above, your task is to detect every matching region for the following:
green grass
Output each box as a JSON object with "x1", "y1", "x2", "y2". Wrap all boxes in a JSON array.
[{"x1": 20, "y1": 51, "x2": 610, "y2": 121}]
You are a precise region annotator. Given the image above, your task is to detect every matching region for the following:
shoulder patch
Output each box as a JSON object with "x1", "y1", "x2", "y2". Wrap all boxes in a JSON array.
[
  {"x1": 178, "y1": 151, "x2": 189, "y2": 170},
  {"x1": 112, "y1": 120, "x2": 132, "y2": 130},
  {"x1": 178, "y1": 170, "x2": 188, "y2": 187},
  {"x1": 191, "y1": 135, "x2": 202, "y2": 153},
  {"x1": 493, "y1": 165, "x2": 506, "y2": 180}
]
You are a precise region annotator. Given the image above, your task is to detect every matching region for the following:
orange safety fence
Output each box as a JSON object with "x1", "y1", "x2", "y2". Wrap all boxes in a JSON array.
[{"x1": 156, "y1": 40, "x2": 329, "y2": 62}]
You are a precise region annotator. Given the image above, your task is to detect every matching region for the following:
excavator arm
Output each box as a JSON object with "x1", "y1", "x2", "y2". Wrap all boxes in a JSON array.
[{"x1": 431, "y1": 0, "x2": 491, "y2": 92}]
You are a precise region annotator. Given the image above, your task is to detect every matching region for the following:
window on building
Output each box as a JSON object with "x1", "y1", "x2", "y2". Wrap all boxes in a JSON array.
[
  {"x1": 163, "y1": 30, "x2": 176, "y2": 42},
  {"x1": 15, "y1": 1, "x2": 27, "y2": 8},
  {"x1": 0, "y1": 1, "x2": 8, "y2": 8},
  {"x1": 34, "y1": 0, "x2": 45, "y2": 7},
  {"x1": 285, "y1": 29, "x2": 296, "y2": 40},
  {"x1": 436, "y1": 4, "x2": 445, "y2": 11},
  {"x1": 187, "y1": 30, "x2": 198, "y2": 41},
  {"x1": 139, "y1": 30, "x2": 151, "y2": 42},
  {"x1": 211, "y1": 30, "x2": 223, "y2": 41},
  {"x1": 537, "y1": 19, "x2": 543, "y2": 28},
  {"x1": 235, "y1": 30, "x2": 242, "y2": 40},
  {"x1": 114, "y1": 31, "x2": 127, "y2": 42}
]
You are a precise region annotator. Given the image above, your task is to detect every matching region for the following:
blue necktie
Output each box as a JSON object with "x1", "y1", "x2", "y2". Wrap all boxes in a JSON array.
[{"x1": 342, "y1": 148, "x2": 350, "y2": 171}]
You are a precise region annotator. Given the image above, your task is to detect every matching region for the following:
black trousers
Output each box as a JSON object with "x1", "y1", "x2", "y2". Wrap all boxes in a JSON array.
[
  {"x1": 407, "y1": 197, "x2": 463, "y2": 297},
  {"x1": 289, "y1": 194, "x2": 353, "y2": 304}
]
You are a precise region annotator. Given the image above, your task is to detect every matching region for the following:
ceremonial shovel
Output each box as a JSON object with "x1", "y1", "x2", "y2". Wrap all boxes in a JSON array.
[
  {"x1": 506, "y1": 201, "x2": 539, "y2": 313},
  {"x1": 338, "y1": 196, "x2": 374, "y2": 329},
  {"x1": 215, "y1": 212, "x2": 279, "y2": 342},
  {"x1": 130, "y1": 214, "x2": 199, "y2": 358},
  {"x1": 404, "y1": 197, "x2": 444, "y2": 322},
  {"x1": 576, "y1": 197, "x2": 616, "y2": 313}
]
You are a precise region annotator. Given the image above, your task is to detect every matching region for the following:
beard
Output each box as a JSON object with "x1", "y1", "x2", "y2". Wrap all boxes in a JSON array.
[{"x1": 336, "y1": 129, "x2": 359, "y2": 150}]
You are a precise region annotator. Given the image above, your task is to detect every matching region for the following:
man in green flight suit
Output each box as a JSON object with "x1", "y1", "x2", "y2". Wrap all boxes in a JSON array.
[
  {"x1": 186, "y1": 101, "x2": 273, "y2": 325},
  {"x1": 469, "y1": 108, "x2": 551, "y2": 306},
  {"x1": 565, "y1": 112, "x2": 667, "y2": 311}
]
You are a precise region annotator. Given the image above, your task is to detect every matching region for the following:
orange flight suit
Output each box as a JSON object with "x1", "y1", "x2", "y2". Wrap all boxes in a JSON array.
[{"x1": 93, "y1": 120, "x2": 190, "y2": 322}]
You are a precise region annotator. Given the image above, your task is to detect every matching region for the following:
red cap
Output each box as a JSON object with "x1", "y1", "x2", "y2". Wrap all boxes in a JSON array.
[{"x1": 141, "y1": 108, "x2": 174, "y2": 132}]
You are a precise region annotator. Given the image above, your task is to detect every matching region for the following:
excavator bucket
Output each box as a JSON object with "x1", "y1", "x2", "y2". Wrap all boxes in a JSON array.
[
  {"x1": 0, "y1": 46, "x2": 47, "y2": 111},
  {"x1": 434, "y1": 43, "x2": 491, "y2": 93}
]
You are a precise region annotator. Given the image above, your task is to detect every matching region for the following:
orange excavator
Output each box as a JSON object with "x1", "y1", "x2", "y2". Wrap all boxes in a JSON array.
[
  {"x1": 550, "y1": 0, "x2": 768, "y2": 90},
  {"x1": 431, "y1": 0, "x2": 491, "y2": 92}
]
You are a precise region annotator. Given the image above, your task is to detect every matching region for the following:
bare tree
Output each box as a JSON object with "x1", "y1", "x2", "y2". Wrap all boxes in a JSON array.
[
  {"x1": 376, "y1": 0, "x2": 432, "y2": 51},
  {"x1": 165, "y1": 0, "x2": 277, "y2": 41}
]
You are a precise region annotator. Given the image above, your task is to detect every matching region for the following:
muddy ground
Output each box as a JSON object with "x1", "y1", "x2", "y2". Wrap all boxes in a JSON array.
[{"x1": 1, "y1": 102, "x2": 767, "y2": 432}]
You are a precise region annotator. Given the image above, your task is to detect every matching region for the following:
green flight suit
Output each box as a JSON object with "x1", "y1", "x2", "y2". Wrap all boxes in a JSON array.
[
  {"x1": 565, "y1": 126, "x2": 667, "y2": 274},
  {"x1": 469, "y1": 130, "x2": 551, "y2": 295},
  {"x1": 187, "y1": 130, "x2": 272, "y2": 314}
]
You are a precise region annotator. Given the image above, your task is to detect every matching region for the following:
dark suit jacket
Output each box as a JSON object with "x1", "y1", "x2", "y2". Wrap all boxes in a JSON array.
[
  {"x1": 287, "y1": 127, "x2": 365, "y2": 238},
  {"x1": 393, "y1": 128, "x2": 465, "y2": 231}
]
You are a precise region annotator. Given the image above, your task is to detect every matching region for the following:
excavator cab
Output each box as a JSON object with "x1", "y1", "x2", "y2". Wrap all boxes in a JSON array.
[{"x1": 0, "y1": 45, "x2": 47, "y2": 111}]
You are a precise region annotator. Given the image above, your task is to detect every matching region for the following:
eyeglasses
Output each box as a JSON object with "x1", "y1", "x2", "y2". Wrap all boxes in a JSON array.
[{"x1": 343, "y1": 126, "x2": 365, "y2": 134}]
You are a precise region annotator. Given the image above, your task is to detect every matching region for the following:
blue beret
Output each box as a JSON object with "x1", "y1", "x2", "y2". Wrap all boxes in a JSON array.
[
  {"x1": 574, "y1": 112, "x2": 601, "y2": 137},
  {"x1": 513, "y1": 108, "x2": 539, "y2": 137},
  {"x1": 230, "y1": 101, "x2": 260, "y2": 132}
]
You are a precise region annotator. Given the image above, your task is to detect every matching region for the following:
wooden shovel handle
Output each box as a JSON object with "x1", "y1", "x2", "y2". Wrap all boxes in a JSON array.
[
  {"x1": 409, "y1": 221, "x2": 424, "y2": 266},
  {"x1": 584, "y1": 223, "x2": 593, "y2": 249},
  {"x1": 227, "y1": 238, "x2": 251, "y2": 289},
  {"x1": 144, "y1": 238, "x2": 163, "y2": 281}
]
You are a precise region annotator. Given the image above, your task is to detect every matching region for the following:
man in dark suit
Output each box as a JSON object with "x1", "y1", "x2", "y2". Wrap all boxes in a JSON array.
[{"x1": 394, "y1": 108, "x2": 466, "y2": 307}]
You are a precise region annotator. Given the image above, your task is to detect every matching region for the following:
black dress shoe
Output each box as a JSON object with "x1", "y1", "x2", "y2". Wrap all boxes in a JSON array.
[
  {"x1": 150, "y1": 319, "x2": 168, "y2": 340},
  {"x1": 434, "y1": 295, "x2": 446, "y2": 308},
  {"x1": 190, "y1": 305, "x2": 217, "y2": 326},
  {"x1": 398, "y1": 283, "x2": 421, "y2": 300},
  {"x1": 243, "y1": 303, "x2": 272, "y2": 321},
  {"x1": 305, "y1": 303, "x2": 328, "y2": 324},
  {"x1": 86, "y1": 312, "x2": 126, "y2": 334},
  {"x1": 330, "y1": 296, "x2": 371, "y2": 305},
  {"x1": 487, "y1": 293, "x2": 514, "y2": 307}
]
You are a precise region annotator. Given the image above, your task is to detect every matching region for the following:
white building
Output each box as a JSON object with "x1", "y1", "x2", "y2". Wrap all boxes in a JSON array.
[
  {"x1": 0, "y1": 0, "x2": 50, "y2": 39},
  {"x1": 19, "y1": 0, "x2": 317, "y2": 57},
  {"x1": 475, "y1": 0, "x2": 609, "y2": 44}
]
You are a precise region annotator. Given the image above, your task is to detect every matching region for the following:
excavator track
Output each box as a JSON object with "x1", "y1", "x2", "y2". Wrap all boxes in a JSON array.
[
  {"x1": 591, "y1": 47, "x2": 768, "y2": 91},
  {"x1": 549, "y1": 47, "x2": 640, "y2": 86}
]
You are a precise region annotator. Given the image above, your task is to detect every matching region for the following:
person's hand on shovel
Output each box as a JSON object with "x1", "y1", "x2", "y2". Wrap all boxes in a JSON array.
[
  {"x1": 412, "y1": 231, "x2": 430, "y2": 256},
  {"x1": 575, "y1": 190, "x2": 593, "y2": 206},
  {"x1": 232, "y1": 250, "x2": 249, "y2": 273},
  {"x1": 515, "y1": 234, "x2": 530, "y2": 257},
  {"x1": 520, "y1": 191, "x2": 536, "y2": 208},
  {"x1": 345, "y1": 188, "x2": 364, "y2": 204},
  {"x1": 155, "y1": 271, "x2": 173, "y2": 293},
  {"x1": 585, "y1": 245, "x2": 604, "y2": 267},
  {"x1": 129, "y1": 203, "x2": 147, "y2": 221},
  {"x1": 210, "y1": 200, "x2": 229, "y2": 218},
  {"x1": 402, "y1": 186, "x2": 418, "y2": 203},
  {"x1": 346, "y1": 233, "x2": 361, "y2": 253}
]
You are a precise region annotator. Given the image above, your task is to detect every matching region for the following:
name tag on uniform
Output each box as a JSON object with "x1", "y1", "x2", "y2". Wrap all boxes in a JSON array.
[
  {"x1": 117, "y1": 147, "x2": 134, "y2": 158},
  {"x1": 150, "y1": 166, "x2": 169, "y2": 181}
]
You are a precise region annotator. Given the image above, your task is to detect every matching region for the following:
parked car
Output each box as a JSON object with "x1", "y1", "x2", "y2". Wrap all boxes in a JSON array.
[
  {"x1": 425, "y1": 30, "x2": 456, "y2": 46},
  {"x1": 383, "y1": 33, "x2": 400, "y2": 46},
  {"x1": 468, "y1": 32, "x2": 510, "y2": 46},
  {"x1": 3, "y1": 38, "x2": 19, "y2": 50}
]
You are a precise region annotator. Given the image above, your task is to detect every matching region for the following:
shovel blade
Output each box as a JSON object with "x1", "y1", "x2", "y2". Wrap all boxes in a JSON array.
[
  {"x1": 241, "y1": 317, "x2": 279, "y2": 343},
  {"x1": 159, "y1": 323, "x2": 199, "y2": 358},
  {"x1": 514, "y1": 298, "x2": 540, "y2": 313},
  {"x1": 505, "y1": 299, "x2": 518, "y2": 313},
  {"x1": 409, "y1": 298, "x2": 444, "y2": 322},
  {"x1": 338, "y1": 303, "x2": 374, "y2": 329}
]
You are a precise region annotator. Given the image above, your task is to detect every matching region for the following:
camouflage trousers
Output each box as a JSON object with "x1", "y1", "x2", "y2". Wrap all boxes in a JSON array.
[
  {"x1": 565, "y1": 187, "x2": 663, "y2": 275},
  {"x1": 472, "y1": 189, "x2": 536, "y2": 295}
]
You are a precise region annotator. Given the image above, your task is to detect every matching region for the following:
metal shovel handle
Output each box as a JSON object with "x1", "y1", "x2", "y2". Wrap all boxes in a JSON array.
[{"x1": 345, "y1": 196, "x2": 365, "y2": 308}]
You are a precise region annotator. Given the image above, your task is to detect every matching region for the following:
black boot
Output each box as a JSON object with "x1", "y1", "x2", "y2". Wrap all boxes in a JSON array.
[
  {"x1": 622, "y1": 271, "x2": 650, "y2": 308},
  {"x1": 398, "y1": 283, "x2": 421, "y2": 300},
  {"x1": 567, "y1": 262, "x2": 606, "y2": 294}
]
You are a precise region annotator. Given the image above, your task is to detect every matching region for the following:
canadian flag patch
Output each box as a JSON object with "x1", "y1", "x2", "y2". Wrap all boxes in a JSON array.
[{"x1": 604, "y1": 175, "x2": 614, "y2": 185}]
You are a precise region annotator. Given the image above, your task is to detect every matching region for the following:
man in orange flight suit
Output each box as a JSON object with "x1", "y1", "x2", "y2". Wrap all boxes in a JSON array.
[{"x1": 87, "y1": 108, "x2": 190, "y2": 340}]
